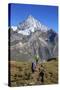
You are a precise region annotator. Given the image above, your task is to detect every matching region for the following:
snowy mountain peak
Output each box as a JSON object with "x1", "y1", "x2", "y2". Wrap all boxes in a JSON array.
[
  {"x1": 27, "y1": 15, "x2": 34, "y2": 19},
  {"x1": 17, "y1": 15, "x2": 48, "y2": 35},
  {"x1": 27, "y1": 15, "x2": 37, "y2": 23}
]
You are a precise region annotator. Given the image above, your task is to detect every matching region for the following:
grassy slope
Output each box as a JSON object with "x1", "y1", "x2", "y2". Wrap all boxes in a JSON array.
[{"x1": 9, "y1": 59, "x2": 58, "y2": 86}]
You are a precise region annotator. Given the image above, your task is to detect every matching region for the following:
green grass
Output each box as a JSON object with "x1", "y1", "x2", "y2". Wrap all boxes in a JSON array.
[{"x1": 9, "y1": 59, "x2": 58, "y2": 86}]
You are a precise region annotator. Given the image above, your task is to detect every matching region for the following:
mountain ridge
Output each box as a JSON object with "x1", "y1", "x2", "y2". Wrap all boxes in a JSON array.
[{"x1": 9, "y1": 15, "x2": 58, "y2": 62}]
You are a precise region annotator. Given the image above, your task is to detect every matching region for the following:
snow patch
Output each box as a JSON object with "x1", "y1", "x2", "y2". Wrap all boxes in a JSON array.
[{"x1": 11, "y1": 26, "x2": 17, "y2": 31}]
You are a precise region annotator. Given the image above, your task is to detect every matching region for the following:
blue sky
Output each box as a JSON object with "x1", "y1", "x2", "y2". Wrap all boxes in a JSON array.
[{"x1": 8, "y1": 3, "x2": 58, "y2": 32}]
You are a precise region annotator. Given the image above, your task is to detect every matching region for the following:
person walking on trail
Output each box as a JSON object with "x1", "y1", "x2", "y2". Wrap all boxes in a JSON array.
[
  {"x1": 39, "y1": 70, "x2": 44, "y2": 83},
  {"x1": 34, "y1": 55, "x2": 39, "y2": 65},
  {"x1": 31, "y1": 62, "x2": 36, "y2": 73},
  {"x1": 39, "y1": 65, "x2": 44, "y2": 84}
]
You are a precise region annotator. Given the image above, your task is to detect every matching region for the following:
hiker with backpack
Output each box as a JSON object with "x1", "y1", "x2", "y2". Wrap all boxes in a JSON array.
[
  {"x1": 31, "y1": 62, "x2": 36, "y2": 73},
  {"x1": 39, "y1": 65, "x2": 45, "y2": 84}
]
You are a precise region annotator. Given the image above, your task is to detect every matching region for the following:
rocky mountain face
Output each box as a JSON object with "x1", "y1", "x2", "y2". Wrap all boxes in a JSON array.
[{"x1": 9, "y1": 15, "x2": 58, "y2": 62}]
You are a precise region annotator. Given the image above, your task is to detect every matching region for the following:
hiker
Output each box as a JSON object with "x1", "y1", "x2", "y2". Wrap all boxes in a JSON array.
[
  {"x1": 35, "y1": 55, "x2": 39, "y2": 65},
  {"x1": 39, "y1": 65, "x2": 44, "y2": 84},
  {"x1": 31, "y1": 62, "x2": 36, "y2": 73},
  {"x1": 39, "y1": 70, "x2": 44, "y2": 83}
]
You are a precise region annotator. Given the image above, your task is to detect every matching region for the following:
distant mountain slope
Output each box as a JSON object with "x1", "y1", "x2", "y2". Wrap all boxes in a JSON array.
[{"x1": 9, "y1": 15, "x2": 58, "y2": 61}]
